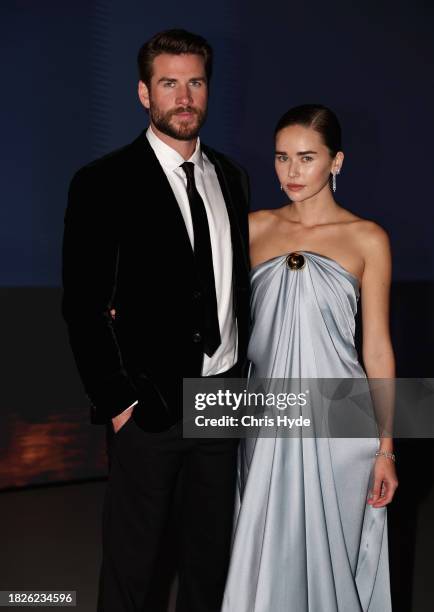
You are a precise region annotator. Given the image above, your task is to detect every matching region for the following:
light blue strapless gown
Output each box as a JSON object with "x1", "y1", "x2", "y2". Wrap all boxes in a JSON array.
[{"x1": 222, "y1": 251, "x2": 391, "y2": 612}]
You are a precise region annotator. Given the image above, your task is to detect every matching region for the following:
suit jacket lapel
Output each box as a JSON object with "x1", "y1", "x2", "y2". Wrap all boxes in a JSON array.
[
  {"x1": 203, "y1": 145, "x2": 250, "y2": 281},
  {"x1": 133, "y1": 133, "x2": 196, "y2": 264}
]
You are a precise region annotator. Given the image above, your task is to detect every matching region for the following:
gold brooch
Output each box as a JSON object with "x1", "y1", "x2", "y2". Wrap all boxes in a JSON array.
[{"x1": 285, "y1": 252, "x2": 306, "y2": 270}]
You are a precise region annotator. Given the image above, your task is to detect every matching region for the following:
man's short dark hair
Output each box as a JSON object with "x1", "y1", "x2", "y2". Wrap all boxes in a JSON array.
[{"x1": 137, "y1": 29, "x2": 213, "y2": 87}]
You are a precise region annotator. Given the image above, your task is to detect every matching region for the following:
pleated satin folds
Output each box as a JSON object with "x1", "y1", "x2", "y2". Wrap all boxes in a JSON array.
[{"x1": 222, "y1": 252, "x2": 391, "y2": 612}]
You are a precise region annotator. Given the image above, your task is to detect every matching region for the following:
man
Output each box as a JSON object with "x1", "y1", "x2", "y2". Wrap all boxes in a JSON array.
[{"x1": 62, "y1": 29, "x2": 250, "y2": 612}]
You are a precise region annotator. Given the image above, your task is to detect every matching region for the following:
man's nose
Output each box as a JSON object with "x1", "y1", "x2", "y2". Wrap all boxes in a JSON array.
[{"x1": 176, "y1": 85, "x2": 192, "y2": 105}]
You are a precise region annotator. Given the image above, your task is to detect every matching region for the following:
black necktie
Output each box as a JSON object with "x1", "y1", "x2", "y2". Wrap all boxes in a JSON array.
[{"x1": 181, "y1": 161, "x2": 221, "y2": 357}]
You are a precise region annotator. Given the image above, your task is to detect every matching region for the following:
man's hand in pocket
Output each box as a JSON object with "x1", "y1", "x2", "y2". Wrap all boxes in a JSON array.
[{"x1": 112, "y1": 403, "x2": 135, "y2": 433}]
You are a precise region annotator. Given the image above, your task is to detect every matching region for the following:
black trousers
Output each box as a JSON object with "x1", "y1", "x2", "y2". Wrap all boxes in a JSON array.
[{"x1": 97, "y1": 366, "x2": 240, "y2": 612}]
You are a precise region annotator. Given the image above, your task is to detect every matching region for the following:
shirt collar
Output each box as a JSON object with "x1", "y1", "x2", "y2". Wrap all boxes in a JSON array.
[{"x1": 146, "y1": 125, "x2": 204, "y2": 173}]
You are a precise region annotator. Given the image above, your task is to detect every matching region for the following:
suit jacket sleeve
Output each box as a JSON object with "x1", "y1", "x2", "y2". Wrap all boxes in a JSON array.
[{"x1": 62, "y1": 165, "x2": 137, "y2": 422}]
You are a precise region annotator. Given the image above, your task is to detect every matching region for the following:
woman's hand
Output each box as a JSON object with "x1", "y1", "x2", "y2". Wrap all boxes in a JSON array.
[{"x1": 367, "y1": 456, "x2": 398, "y2": 508}]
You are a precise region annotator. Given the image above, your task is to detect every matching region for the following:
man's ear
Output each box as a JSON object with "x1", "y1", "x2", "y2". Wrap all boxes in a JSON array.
[{"x1": 138, "y1": 80, "x2": 150, "y2": 110}]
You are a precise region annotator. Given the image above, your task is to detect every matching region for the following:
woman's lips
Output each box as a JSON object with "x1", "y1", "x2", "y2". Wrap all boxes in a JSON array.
[{"x1": 286, "y1": 184, "x2": 304, "y2": 191}]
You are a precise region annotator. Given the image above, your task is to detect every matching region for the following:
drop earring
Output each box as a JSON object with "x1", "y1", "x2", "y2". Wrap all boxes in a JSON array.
[
  {"x1": 280, "y1": 184, "x2": 283, "y2": 191},
  {"x1": 332, "y1": 168, "x2": 340, "y2": 193}
]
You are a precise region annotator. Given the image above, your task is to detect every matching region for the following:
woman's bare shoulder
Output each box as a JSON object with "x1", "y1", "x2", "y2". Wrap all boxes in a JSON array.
[
  {"x1": 249, "y1": 208, "x2": 280, "y2": 223},
  {"x1": 335, "y1": 205, "x2": 389, "y2": 243},
  {"x1": 348, "y1": 217, "x2": 391, "y2": 260},
  {"x1": 351, "y1": 217, "x2": 389, "y2": 242},
  {"x1": 249, "y1": 208, "x2": 281, "y2": 239}
]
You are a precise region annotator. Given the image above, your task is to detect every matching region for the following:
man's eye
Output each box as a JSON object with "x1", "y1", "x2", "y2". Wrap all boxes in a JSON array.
[
  {"x1": 302, "y1": 156, "x2": 313, "y2": 162},
  {"x1": 190, "y1": 80, "x2": 202, "y2": 87},
  {"x1": 163, "y1": 81, "x2": 176, "y2": 87},
  {"x1": 276, "y1": 155, "x2": 288, "y2": 162}
]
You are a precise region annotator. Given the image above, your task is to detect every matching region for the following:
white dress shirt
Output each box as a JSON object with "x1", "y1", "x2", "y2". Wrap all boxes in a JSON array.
[{"x1": 146, "y1": 125, "x2": 238, "y2": 376}]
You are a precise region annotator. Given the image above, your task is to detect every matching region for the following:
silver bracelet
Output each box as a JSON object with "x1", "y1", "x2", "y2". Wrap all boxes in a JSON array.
[{"x1": 375, "y1": 450, "x2": 396, "y2": 462}]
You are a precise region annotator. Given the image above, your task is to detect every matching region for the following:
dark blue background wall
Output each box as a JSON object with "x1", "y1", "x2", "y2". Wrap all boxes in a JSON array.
[
  {"x1": 1, "y1": 0, "x2": 433, "y2": 285},
  {"x1": 1, "y1": 6, "x2": 433, "y2": 609}
]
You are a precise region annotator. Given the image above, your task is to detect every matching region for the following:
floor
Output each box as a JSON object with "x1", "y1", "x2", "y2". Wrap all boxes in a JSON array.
[{"x1": 0, "y1": 477, "x2": 432, "y2": 611}]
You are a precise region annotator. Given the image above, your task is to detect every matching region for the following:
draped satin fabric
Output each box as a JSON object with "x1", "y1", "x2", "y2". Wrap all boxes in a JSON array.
[{"x1": 222, "y1": 252, "x2": 391, "y2": 612}]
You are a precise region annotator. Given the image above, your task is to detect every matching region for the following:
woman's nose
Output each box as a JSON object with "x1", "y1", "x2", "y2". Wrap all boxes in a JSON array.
[{"x1": 288, "y1": 163, "x2": 300, "y2": 178}]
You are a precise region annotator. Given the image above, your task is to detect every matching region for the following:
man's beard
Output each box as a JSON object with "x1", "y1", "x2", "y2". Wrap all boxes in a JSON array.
[{"x1": 149, "y1": 102, "x2": 207, "y2": 141}]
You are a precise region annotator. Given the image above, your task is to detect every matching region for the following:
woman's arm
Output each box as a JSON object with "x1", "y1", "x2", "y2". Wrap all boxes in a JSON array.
[
  {"x1": 360, "y1": 222, "x2": 398, "y2": 507},
  {"x1": 361, "y1": 223, "x2": 395, "y2": 379}
]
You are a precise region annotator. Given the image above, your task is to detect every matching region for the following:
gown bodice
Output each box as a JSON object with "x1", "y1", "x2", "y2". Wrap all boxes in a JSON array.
[{"x1": 248, "y1": 250, "x2": 365, "y2": 378}]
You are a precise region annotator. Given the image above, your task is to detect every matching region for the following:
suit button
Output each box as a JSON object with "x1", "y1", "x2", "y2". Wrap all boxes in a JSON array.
[
  {"x1": 193, "y1": 290, "x2": 202, "y2": 299},
  {"x1": 192, "y1": 332, "x2": 202, "y2": 343}
]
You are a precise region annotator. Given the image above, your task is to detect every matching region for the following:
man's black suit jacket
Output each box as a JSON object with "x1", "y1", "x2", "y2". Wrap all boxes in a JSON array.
[{"x1": 62, "y1": 131, "x2": 250, "y2": 427}]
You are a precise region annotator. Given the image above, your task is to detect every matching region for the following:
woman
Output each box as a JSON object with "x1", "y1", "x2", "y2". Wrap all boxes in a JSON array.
[{"x1": 222, "y1": 105, "x2": 398, "y2": 611}]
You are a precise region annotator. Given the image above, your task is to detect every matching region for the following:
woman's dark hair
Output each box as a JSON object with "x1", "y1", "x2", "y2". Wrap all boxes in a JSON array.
[
  {"x1": 274, "y1": 104, "x2": 342, "y2": 157},
  {"x1": 137, "y1": 29, "x2": 213, "y2": 87}
]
